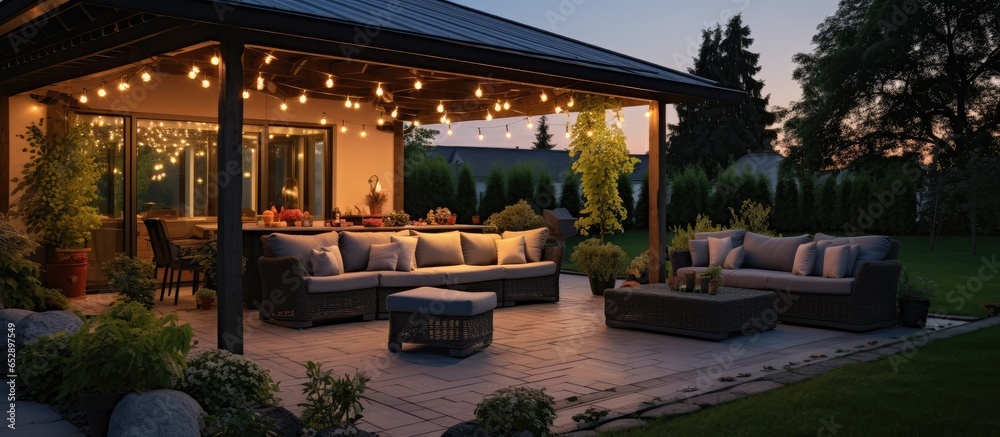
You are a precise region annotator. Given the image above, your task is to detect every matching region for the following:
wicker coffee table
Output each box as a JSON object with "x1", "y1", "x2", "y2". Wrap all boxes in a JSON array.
[{"x1": 604, "y1": 286, "x2": 777, "y2": 340}]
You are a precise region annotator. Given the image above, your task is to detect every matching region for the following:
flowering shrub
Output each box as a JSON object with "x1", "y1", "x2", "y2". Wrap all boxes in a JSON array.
[
  {"x1": 426, "y1": 207, "x2": 453, "y2": 225},
  {"x1": 173, "y1": 349, "x2": 280, "y2": 417},
  {"x1": 277, "y1": 208, "x2": 304, "y2": 222},
  {"x1": 474, "y1": 386, "x2": 555, "y2": 437},
  {"x1": 383, "y1": 210, "x2": 411, "y2": 227},
  {"x1": 361, "y1": 218, "x2": 384, "y2": 227}
]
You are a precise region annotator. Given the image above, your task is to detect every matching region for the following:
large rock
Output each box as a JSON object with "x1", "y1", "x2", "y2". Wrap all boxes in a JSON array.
[
  {"x1": 440, "y1": 421, "x2": 531, "y2": 437},
  {"x1": 0, "y1": 308, "x2": 35, "y2": 329},
  {"x1": 15, "y1": 310, "x2": 82, "y2": 347},
  {"x1": 254, "y1": 405, "x2": 303, "y2": 437},
  {"x1": 108, "y1": 390, "x2": 204, "y2": 437},
  {"x1": 315, "y1": 427, "x2": 379, "y2": 437}
]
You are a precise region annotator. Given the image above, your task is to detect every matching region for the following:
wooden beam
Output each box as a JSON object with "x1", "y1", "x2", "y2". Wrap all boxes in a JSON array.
[
  {"x1": 393, "y1": 121, "x2": 404, "y2": 211},
  {"x1": 216, "y1": 36, "x2": 245, "y2": 354},
  {"x1": 648, "y1": 100, "x2": 668, "y2": 283},
  {"x1": 0, "y1": 95, "x2": 8, "y2": 213}
]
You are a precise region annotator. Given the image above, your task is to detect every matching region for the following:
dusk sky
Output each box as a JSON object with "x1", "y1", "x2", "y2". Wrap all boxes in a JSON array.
[{"x1": 431, "y1": 0, "x2": 840, "y2": 154}]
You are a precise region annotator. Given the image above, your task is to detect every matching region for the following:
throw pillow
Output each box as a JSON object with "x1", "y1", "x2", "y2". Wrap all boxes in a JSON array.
[
  {"x1": 310, "y1": 248, "x2": 343, "y2": 276},
  {"x1": 846, "y1": 243, "x2": 861, "y2": 277},
  {"x1": 413, "y1": 231, "x2": 465, "y2": 267},
  {"x1": 320, "y1": 244, "x2": 345, "y2": 272},
  {"x1": 689, "y1": 239, "x2": 710, "y2": 267},
  {"x1": 390, "y1": 235, "x2": 418, "y2": 272},
  {"x1": 502, "y1": 228, "x2": 549, "y2": 263},
  {"x1": 723, "y1": 246, "x2": 745, "y2": 269},
  {"x1": 822, "y1": 245, "x2": 853, "y2": 279},
  {"x1": 496, "y1": 236, "x2": 527, "y2": 265},
  {"x1": 338, "y1": 232, "x2": 392, "y2": 272},
  {"x1": 460, "y1": 233, "x2": 501, "y2": 265},
  {"x1": 792, "y1": 242, "x2": 817, "y2": 276},
  {"x1": 367, "y1": 242, "x2": 402, "y2": 271},
  {"x1": 707, "y1": 237, "x2": 733, "y2": 267}
]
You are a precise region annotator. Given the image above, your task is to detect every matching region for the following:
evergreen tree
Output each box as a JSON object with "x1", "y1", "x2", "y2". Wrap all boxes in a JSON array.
[
  {"x1": 505, "y1": 164, "x2": 536, "y2": 209},
  {"x1": 798, "y1": 173, "x2": 816, "y2": 231},
  {"x1": 752, "y1": 173, "x2": 772, "y2": 210},
  {"x1": 402, "y1": 126, "x2": 439, "y2": 171},
  {"x1": 454, "y1": 164, "x2": 478, "y2": 224},
  {"x1": 532, "y1": 115, "x2": 555, "y2": 150},
  {"x1": 403, "y1": 157, "x2": 454, "y2": 219},
  {"x1": 834, "y1": 176, "x2": 854, "y2": 231},
  {"x1": 634, "y1": 173, "x2": 649, "y2": 229},
  {"x1": 667, "y1": 14, "x2": 776, "y2": 177},
  {"x1": 816, "y1": 175, "x2": 838, "y2": 232},
  {"x1": 617, "y1": 173, "x2": 635, "y2": 229},
  {"x1": 478, "y1": 166, "x2": 507, "y2": 219},
  {"x1": 535, "y1": 170, "x2": 558, "y2": 210},
  {"x1": 559, "y1": 172, "x2": 582, "y2": 217},
  {"x1": 709, "y1": 166, "x2": 743, "y2": 224},
  {"x1": 668, "y1": 165, "x2": 711, "y2": 227},
  {"x1": 772, "y1": 167, "x2": 799, "y2": 232}
]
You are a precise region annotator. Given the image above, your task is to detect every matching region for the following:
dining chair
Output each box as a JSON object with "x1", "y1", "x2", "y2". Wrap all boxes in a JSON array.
[{"x1": 143, "y1": 218, "x2": 205, "y2": 304}]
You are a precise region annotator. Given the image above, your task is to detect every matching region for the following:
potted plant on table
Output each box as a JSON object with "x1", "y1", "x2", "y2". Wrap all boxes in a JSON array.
[
  {"x1": 897, "y1": 269, "x2": 937, "y2": 328},
  {"x1": 11, "y1": 118, "x2": 103, "y2": 298},
  {"x1": 383, "y1": 210, "x2": 411, "y2": 227},
  {"x1": 365, "y1": 189, "x2": 389, "y2": 215},
  {"x1": 703, "y1": 265, "x2": 723, "y2": 295},
  {"x1": 195, "y1": 288, "x2": 217, "y2": 310},
  {"x1": 277, "y1": 207, "x2": 304, "y2": 226},
  {"x1": 571, "y1": 238, "x2": 628, "y2": 295}
]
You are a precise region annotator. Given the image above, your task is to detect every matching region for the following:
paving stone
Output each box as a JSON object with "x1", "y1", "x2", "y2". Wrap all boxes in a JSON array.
[
  {"x1": 761, "y1": 371, "x2": 812, "y2": 385},
  {"x1": 683, "y1": 391, "x2": 744, "y2": 407},
  {"x1": 640, "y1": 402, "x2": 700, "y2": 419},
  {"x1": 729, "y1": 380, "x2": 783, "y2": 396},
  {"x1": 561, "y1": 431, "x2": 600, "y2": 437},
  {"x1": 595, "y1": 418, "x2": 648, "y2": 433}
]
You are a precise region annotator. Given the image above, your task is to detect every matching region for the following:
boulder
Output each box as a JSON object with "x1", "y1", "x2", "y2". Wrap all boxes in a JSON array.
[
  {"x1": 108, "y1": 390, "x2": 204, "y2": 437},
  {"x1": 254, "y1": 405, "x2": 303, "y2": 437},
  {"x1": 15, "y1": 310, "x2": 82, "y2": 347},
  {"x1": 0, "y1": 309, "x2": 35, "y2": 329},
  {"x1": 314, "y1": 427, "x2": 379, "y2": 437},
  {"x1": 441, "y1": 421, "x2": 488, "y2": 437}
]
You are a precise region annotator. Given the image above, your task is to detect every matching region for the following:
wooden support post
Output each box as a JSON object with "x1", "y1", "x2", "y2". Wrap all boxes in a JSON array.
[
  {"x1": 216, "y1": 37, "x2": 245, "y2": 354},
  {"x1": 393, "y1": 121, "x2": 404, "y2": 210},
  {"x1": 0, "y1": 95, "x2": 8, "y2": 213},
  {"x1": 648, "y1": 100, "x2": 668, "y2": 283}
]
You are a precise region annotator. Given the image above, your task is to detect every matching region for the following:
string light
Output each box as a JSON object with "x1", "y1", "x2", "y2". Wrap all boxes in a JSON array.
[
  {"x1": 526, "y1": 117, "x2": 533, "y2": 129},
  {"x1": 201, "y1": 76, "x2": 210, "y2": 88},
  {"x1": 242, "y1": 89, "x2": 250, "y2": 99},
  {"x1": 475, "y1": 86, "x2": 483, "y2": 98},
  {"x1": 439, "y1": 114, "x2": 447, "y2": 124},
  {"x1": 188, "y1": 65, "x2": 199, "y2": 79},
  {"x1": 375, "y1": 83, "x2": 384, "y2": 96},
  {"x1": 645, "y1": 104, "x2": 652, "y2": 118},
  {"x1": 353, "y1": 101, "x2": 360, "y2": 109},
  {"x1": 478, "y1": 128, "x2": 483, "y2": 141},
  {"x1": 377, "y1": 112, "x2": 385, "y2": 126},
  {"x1": 565, "y1": 124, "x2": 571, "y2": 139},
  {"x1": 503, "y1": 101, "x2": 510, "y2": 110},
  {"x1": 299, "y1": 91, "x2": 307, "y2": 104},
  {"x1": 494, "y1": 100, "x2": 502, "y2": 112},
  {"x1": 413, "y1": 120, "x2": 421, "y2": 127},
  {"x1": 320, "y1": 113, "x2": 327, "y2": 125},
  {"x1": 447, "y1": 123, "x2": 453, "y2": 135},
  {"x1": 360, "y1": 126, "x2": 367, "y2": 138},
  {"x1": 486, "y1": 110, "x2": 493, "y2": 121},
  {"x1": 344, "y1": 96, "x2": 352, "y2": 108},
  {"x1": 97, "y1": 81, "x2": 107, "y2": 97},
  {"x1": 141, "y1": 69, "x2": 151, "y2": 82},
  {"x1": 264, "y1": 53, "x2": 274, "y2": 64},
  {"x1": 505, "y1": 125, "x2": 511, "y2": 139},
  {"x1": 391, "y1": 108, "x2": 398, "y2": 118},
  {"x1": 279, "y1": 99, "x2": 288, "y2": 111},
  {"x1": 567, "y1": 96, "x2": 575, "y2": 108},
  {"x1": 79, "y1": 89, "x2": 88, "y2": 104},
  {"x1": 341, "y1": 121, "x2": 347, "y2": 133},
  {"x1": 414, "y1": 79, "x2": 422, "y2": 90},
  {"x1": 555, "y1": 105, "x2": 562, "y2": 114},
  {"x1": 326, "y1": 75, "x2": 334, "y2": 88},
  {"x1": 117, "y1": 77, "x2": 129, "y2": 92},
  {"x1": 540, "y1": 91, "x2": 548, "y2": 102},
  {"x1": 586, "y1": 130, "x2": 594, "y2": 137},
  {"x1": 437, "y1": 101, "x2": 444, "y2": 113},
  {"x1": 256, "y1": 74, "x2": 265, "y2": 90},
  {"x1": 211, "y1": 52, "x2": 220, "y2": 65}
]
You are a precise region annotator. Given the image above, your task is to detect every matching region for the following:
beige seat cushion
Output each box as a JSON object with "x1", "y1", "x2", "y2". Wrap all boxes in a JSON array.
[
  {"x1": 339, "y1": 232, "x2": 392, "y2": 272},
  {"x1": 792, "y1": 242, "x2": 817, "y2": 276},
  {"x1": 385, "y1": 287, "x2": 497, "y2": 316},
  {"x1": 460, "y1": 233, "x2": 502, "y2": 265},
  {"x1": 310, "y1": 248, "x2": 343, "y2": 276},
  {"x1": 413, "y1": 231, "x2": 465, "y2": 267},
  {"x1": 503, "y1": 261, "x2": 557, "y2": 280},
  {"x1": 304, "y1": 272, "x2": 379, "y2": 294},
  {"x1": 390, "y1": 235, "x2": 418, "y2": 271},
  {"x1": 502, "y1": 228, "x2": 549, "y2": 262},
  {"x1": 427, "y1": 265, "x2": 506, "y2": 284},
  {"x1": 377, "y1": 269, "x2": 447, "y2": 288},
  {"x1": 768, "y1": 274, "x2": 854, "y2": 295}
]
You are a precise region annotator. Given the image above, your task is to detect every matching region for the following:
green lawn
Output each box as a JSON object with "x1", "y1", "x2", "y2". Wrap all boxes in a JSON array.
[
  {"x1": 562, "y1": 230, "x2": 1000, "y2": 317},
  {"x1": 606, "y1": 325, "x2": 1000, "y2": 437}
]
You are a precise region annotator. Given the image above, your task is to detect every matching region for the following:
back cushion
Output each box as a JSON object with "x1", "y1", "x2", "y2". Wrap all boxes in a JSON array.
[
  {"x1": 414, "y1": 231, "x2": 465, "y2": 267},
  {"x1": 266, "y1": 231, "x2": 340, "y2": 268},
  {"x1": 742, "y1": 232, "x2": 812, "y2": 272},
  {"x1": 815, "y1": 234, "x2": 891, "y2": 275},
  {"x1": 502, "y1": 228, "x2": 549, "y2": 263},
  {"x1": 338, "y1": 232, "x2": 392, "y2": 272},
  {"x1": 461, "y1": 233, "x2": 502, "y2": 265},
  {"x1": 689, "y1": 240, "x2": 710, "y2": 267},
  {"x1": 695, "y1": 229, "x2": 747, "y2": 247}
]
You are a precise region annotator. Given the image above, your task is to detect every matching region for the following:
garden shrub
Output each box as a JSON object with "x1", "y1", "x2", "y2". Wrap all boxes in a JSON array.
[
  {"x1": 454, "y1": 164, "x2": 478, "y2": 223},
  {"x1": 174, "y1": 349, "x2": 280, "y2": 417},
  {"x1": 0, "y1": 215, "x2": 67, "y2": 311},
  {"x1": 729, "y1": 200, "x2": 778, "y2": 236},
  {"x1": 669, "y1": 165, "x2": 711, "y2": 227},
  {"x1": 670, "y1": 214, "x2": 723, "y2": 250},
  {"x1": 298, "y1": 361, "x2": 370, "y2": 430},
  {"x1": 103, "y1": 253, "x2": 156, "y2": 310},
  {"x1": 17, "y1": 332, "x2": 71, "y2": 407},
  {"x1": 484, "y1": 200, "x2": 546, "y2": 233},
  {"x1": 474, "y1": 386, "x2": 556, "y2": 437},
  {"x1": 535, "y1": 170, "x2": 558, "y2": 211},
  {"x1": 772, "y1": 167, "x2": 799, "y2": 232},
  {"x1": 505, "y1": 164, "x2": 536, "y2": 211},
  {"x1": 835, "y1": 175, "x2": 854, "y2": 229},
  {"x1": 558, "y1": 172, "x2": 582, "y2": 218},
  {"x1": 617, "y1": 173, "x2": 635, "y2": 228},
  {"x1": 816, "y1": 175, "x2": 838, "y2": 231},
  {"x1": 478, "y1": 166, "x2": 507, "y2": 219},
  {"x1": 634, "y1": 172, "x2": 649, "y2": 229},
  {"x1": 404, "y1": 157, "x2": 455, "y2": 219},
  {"x1": 798, "y1": 172, "x2": 816, "y2": 231}
]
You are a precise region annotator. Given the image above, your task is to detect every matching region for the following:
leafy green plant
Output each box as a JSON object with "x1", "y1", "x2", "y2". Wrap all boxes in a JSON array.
[
  {"x1": 455, "y1": 164, "x2": 479, "y2": 223},
  {"x1": 102, "y1": 253, "x2": 156, "y2": 310},
  {"x1": 17, "y1": 332, "x2": 71, "y2": 407},
  {"x1": 572, "y1": 407, "x2": 609, "y2": 425},
  {"x1": 203, "y1": 410, "x2": 280, "y2": 437},
  {"x1": 703, "y1": 265, "x2": 723, "y2": 279},
  {"x1": 570, "y1": 238, "x2": 629, "y2": 281},
  {"x1": 628, "y1": 250, "x2": 650, "y2": 276},
  {"x1": 10, "y1": 118, "x2": 102, "y2": 248},
  {"x1": 0, "y1": 246, "x2": 68, "y2": 311},
  {"x1": 484, "y1": 199, "x2": 547, "y2": 233},
  {"x1": 192, "y1": 239, "x2": 247, "y2": 290},
  {"x1": 174, "y1": 349, "x2": 279, "y2": 417},
  {"x1": 298, "y1": 361, "x2": 371, "y2": 430},
  {"x1": 194, "y1": 288, "x2": 217, "y2": 302},
  {"x1": 475, "y1": 386, "x2": 556, "y2": 437},
  {"x1": 897, "y1": 269, "x2": 937, "y2": 302},
  {"x1": 729, "y1": 199, "x2": 778, "y2": 236},
  {"x1": 569, "y1": 95, "x2": 639, "y2": 239},
  {"x1": 427, "y1": 207, "x2": 453, "y2": 225},
  {"x1": 670, "y1": 214, "x2": 723, "y2": 250},
  {"x1": 382, "y1": 210, "x2": 411, "y2": 227},
  {"x1": 60, "y1": 302, "x2": 192, "y2": 401}
]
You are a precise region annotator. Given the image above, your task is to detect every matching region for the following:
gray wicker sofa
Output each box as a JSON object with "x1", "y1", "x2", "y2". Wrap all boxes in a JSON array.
[
  {"x1": 257, "y1": 228, "x2": 561, "y2": 328},
  {"x1": 671, "y1": 230, "x2": 902, "y2": 332}
]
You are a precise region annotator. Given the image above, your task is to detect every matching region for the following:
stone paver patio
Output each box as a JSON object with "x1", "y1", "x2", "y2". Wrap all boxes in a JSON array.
[{"x1": 72, "y1": 274, "x2": 963, "y2": 436}]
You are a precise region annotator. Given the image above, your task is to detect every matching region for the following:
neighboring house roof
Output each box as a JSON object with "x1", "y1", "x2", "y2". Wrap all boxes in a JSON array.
[
  {"x1": 730, "y1": 152, "x2": 783, "y2": 189},
  {"x1": 428, "y1": 146, "x2": 648, "y2": 183}
]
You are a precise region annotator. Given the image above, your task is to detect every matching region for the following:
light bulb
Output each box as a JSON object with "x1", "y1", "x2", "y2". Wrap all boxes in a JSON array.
[
  {"x1": 495, "y1": 101, "x2": 502, "y2": 112},
  {"x1": 440, "y1": 114, "x2": 447, "y2": 124},
  {"x1": 447, "y1": 124, "x2": 453, "y2": 135},
  {"x1": 586, "y1": 130, "x2": 594, "y2": 137},
  {"x1": 97, "y1": 85, "x2": 107, "y2": 97},
  {"x1": 320, "y1": 114, "x2": 327, "y2": 125},
  {"x1": 141, "y1": 71, "x2": 151, "y2": 82},
  {"x1": 256, "y1": 75, "x2": 265, "y2": 90},
  {"x1": 644, "y1": 109, "x2": 651, "y2": 118},
  {"x1": 486, "y1": 110, "x2": 493, "y2": 121},
  {"x1": 505, "y1": 126, "x2": 511, "y2": 139},
  {"x1": 475, "y1": 86, "x2": 483, "y2": 98},
  {"x1": 345, "y1": 96, "x2": 352, "y2": 108},
  {"x1": 413, "y1": 120, "x2": 420, "y2": 127},
  {"x1": 377, "y1": 113, "x2": 385, "y2": 126},
  {"x1": 117, "y1": 81, "x2": 129, "y2": 92},
  {"x1": 211, "y1": 54, "x2": 220, "y2": 65},
  {"x1": 361, "y1": 127, "x2": 367, "y2": 138},
  {"x1": 242, "y1": 90, "x2": 250, "y2": 99},
  {"x1": 478, "y1": 130, "x2": 484, "y2": 141},
  {"x1": 264, "y1": 54, "x2": 274, "y2": 64},
  {"x1": 437, "y1": 101, "x2": 444, "y2": 113},
  {"x1": 526, "y1": 120, "x2": 533, "y2": 129},
  {"x1": 79, "y1": 91, "x2": 88, "y2": 104},
  {"x1": 201, "y1": 77, "x2": 210, "y2": 88},
  {"x1": 555, "y1": 105, "x2": 562, "y2": 114},
  {"x1": 299, "y1": 92, "x2": 307, "y2": 104},
  {"x1": 391, "y1": 108, "x2": 398, "y2": 118},
  {"x1": 340, "y1": 122, "x2": 347, "y2": 133},
  {"x1": 188, "y1": 65, "x2": 199, "y2": 79},
  {"x1": 279, "y1": 100, "x2": 288, "y2": 111},
  {"x1": 326, "y1": 75, "x2": 334, "y2": 88},
  {"x1": 354, "y1": 102, "x2": 360, "y2": 109},
  {"x1": 414, "y1": 79, "x2": 422, "y2": 90},
  {"x1": 540, "y1": 91, "x2": 548, "y2": 102},
  {"x1": 567, "y1": 97, "x2": 574, "y2": 108},
  {"x1": 565, "y1": 126, "x2": 571, "y2": 139},
  {"x1": 503, "y1": 101, "x2": 510, "y2": 110},
  {"x1": 376, "y1": 83, "x2": 384, "y2": 96}
]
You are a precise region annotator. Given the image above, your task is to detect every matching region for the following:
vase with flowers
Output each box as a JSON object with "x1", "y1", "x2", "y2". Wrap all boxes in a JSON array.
[
  {"x1": 277, "y1": 208, "x2": 305, "y2": 226},
  {"x1": 365, "y1": 189, "x2": 389, "y2": 215}
]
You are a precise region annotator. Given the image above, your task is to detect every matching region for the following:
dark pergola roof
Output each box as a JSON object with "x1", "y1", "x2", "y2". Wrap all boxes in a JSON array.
[{"x1": 0, "y1": 0, "x2": 744, "y2": 113}]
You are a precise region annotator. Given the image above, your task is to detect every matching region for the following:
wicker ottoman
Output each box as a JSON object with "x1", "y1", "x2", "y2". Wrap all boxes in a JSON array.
[
  {"x1": 386, "y1": 286, "x2": 496, "y2": 357},
  {"x1": 604, "y1": 286, "x2": 777, "y2": 340}
]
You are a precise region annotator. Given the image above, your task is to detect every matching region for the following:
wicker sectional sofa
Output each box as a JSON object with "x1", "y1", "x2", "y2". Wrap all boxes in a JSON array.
[
  {"x1": 671, "y1": 230, "x2": 902, "y2": 332},
  {"x1": 256, "y1": 228, "x2": 561, "y2": 328}
]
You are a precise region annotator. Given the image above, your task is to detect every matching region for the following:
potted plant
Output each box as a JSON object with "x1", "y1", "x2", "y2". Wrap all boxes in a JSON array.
[
  {"x1": 570, "y1": 238, "x2": 629, "y2": 295},
  {"x1": 61, "y1": 302, "x2": 193, "y2": 437},
  {"x1": 427, "y1": 207, "x2": 453, "y2": 225},
  {"x1": 0, "y1": 214, "x2": 70, "y2": 311},
  {"x1": 277, "y1": 207, "x2": 304, "y2": 226},
  {"x1": 195, "y1": 288, "x2": 217, "y2": 310},
  {"x1": 365, "y1": 189, "x2": 389, "y2": 215},
  {"x1": 483, "y1": 200, "x2": 546, "y2": 233},
  {"x1": 11, "y1": 119, "x2": 103, "y2": 298},
  {"x1": 703, "y1": 265, "x2": 723, "y2": 295},
  {"x1": 897, "y1": 269, "x2": 936, "y2": 328},
  {"x1": 192, "y1": 239, "x2": 247, "y2": 290},
  {"x1": 383, "y1": 210, "x2": 411, "y2": 227},
  {"x1": 102, "y1": 253, "x2": 156, "y2": 310},
  {"x1": 628, "y1": 250, "x2": 651, "y2": 284}
]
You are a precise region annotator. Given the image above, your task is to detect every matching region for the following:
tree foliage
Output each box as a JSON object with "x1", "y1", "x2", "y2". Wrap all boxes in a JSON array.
[
  {"x1": 558, "y1": 172, "x2": 582, "y2": 217},
  {"x1": 403, "y1": 126, "x2": 439, "y2": 171},
  {"x1": 668, "y1": 165, "x2": 711, "y2": 227},
  {"x1": 505, "y1": 164, "x2": 536, "y2": 210},
  {"x1": 403, "y1": 157, "x2": 454, "y2": 219},
  {"x1": 634, "y1": 173, "x2": 649, "y2": 229},
  {"x1": 478, "y1": 166, "x2": 507, "y2": 219},
  {"x1": 532, "y1": 115, "x2": 555, "y2": 150},
  {"x1": 617, "y1": 173, "x2": 635, "y2": 229},
  {"x1": 454, "y1": 164, "x2": 478, "y2": 223},
  {"x1": 569, "y1": 96, "x2": 639, "y2": 239},
  {"x1": 535, "y1": 170, "x2": 558, "y2": 211}
]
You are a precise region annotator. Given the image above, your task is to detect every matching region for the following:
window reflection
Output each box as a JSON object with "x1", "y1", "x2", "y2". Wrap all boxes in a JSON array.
[{"x1": 266, "y1": 126, "x2": 327, "y2": 216}]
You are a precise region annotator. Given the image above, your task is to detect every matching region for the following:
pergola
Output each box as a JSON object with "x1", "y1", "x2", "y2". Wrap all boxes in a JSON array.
[{"x1": 0, "y1": 0, "x2": 743, "y2": 353}]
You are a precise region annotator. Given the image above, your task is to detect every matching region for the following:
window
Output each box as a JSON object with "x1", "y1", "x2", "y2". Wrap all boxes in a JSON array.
[{"x1": 264, "y1": 126, "x2": 328, "y2": 216}]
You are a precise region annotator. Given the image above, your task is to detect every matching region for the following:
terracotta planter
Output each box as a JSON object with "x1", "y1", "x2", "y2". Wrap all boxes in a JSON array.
[
  {"x1": 370, "y1": 205, "x2": 382, "y2": 215},
  {"x1": 197, "y1": 299, "x2": 214, "y2": 310},
  {"x1": 447, "y1": 214, "x2": 457, "y2": 225},
  {"x1": 79, "y1": 391, "x2": 125, "y2": 437},
  {"x1": 47, "y1": 248, "x2": 91, "y2": 298},
  {"x1": 588, "y1": 277, "x2": 616, "y2": 296}
]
